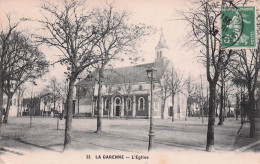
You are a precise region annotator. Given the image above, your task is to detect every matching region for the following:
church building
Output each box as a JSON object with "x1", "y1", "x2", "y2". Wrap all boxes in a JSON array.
[{"x1": 75, "y1": 30, "x2": 187, "y2": 119}]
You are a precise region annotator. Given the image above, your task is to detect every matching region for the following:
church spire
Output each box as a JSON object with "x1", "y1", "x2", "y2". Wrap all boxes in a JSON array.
[
  {"x1": 155, "y1": 28, "x2": 168, "y2": 60},
  {"x1": 155, "y1": 28, "x2": 168, "y2": 49}
]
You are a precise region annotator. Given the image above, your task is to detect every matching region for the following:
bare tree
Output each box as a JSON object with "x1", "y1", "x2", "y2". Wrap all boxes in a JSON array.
[
  {"x1": 169, "y1": 68, "x2": 185, "y2": 122},
  {"x1": 2, "y1": 31, "x2": 48, "y2": 124},
  {"x1": 16, "y1": 85, "x2": 26, "y2": 117},
  {"x1": 93, "y1": 4, "x2": 153, "y2": 133},
  {"x1": 0, "y1": 16, "x2": 22, "y2": 135},
  {"x1": 157, "y1": 70, "x2": 172, "y2": 119},
  {"x1": 185, "y1": 75, "x2": 197, "y2": 120},
  {"x1": 229, "y1": 48, "x2": 260, "y2": 138},
  {"x1": 117, "y1": 66, "x2": 138, "y2": 120},
  {"x1": 178, "y1": 0, "x2": 240, "y2": 151},
  {"x1": 38, "y1": 0, "x2": 105, "y2": 150}
]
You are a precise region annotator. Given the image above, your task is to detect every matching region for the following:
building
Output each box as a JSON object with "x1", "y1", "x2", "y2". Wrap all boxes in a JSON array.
[
  {"x1": 22, "y1": 92, "x2": 64, "y2": 117},
  {"x1": 75, "y1": 30, "x2": 187, "y2": 119}
]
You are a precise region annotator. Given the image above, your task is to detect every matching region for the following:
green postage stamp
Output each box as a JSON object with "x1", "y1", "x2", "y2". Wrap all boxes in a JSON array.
[{"x1": 221, "y1": 6, "x2": 256, "y2": 49}]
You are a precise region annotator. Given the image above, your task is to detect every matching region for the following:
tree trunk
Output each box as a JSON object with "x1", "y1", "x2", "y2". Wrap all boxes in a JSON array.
[
  {"x1": 248, "y1": 91, "x2": 255, "y2": 138},
  {"x1": 3, "y1": 94, "x2": 12, "y2": 124},
  {"x1": 161, "y1": 99, "x2": 166, "y2": 120},
  {"x1": 171, "y1": 94, "x2": 175, "y2": 122},
  {"x1": 96, "y1": 66, "x2": 104, "y2": 133},
  {"x1": 63, "y1": 78, "x2": 76, "y2": 151},
  {"x1": 185, "y1": 97, "x2": 190, "y2": 121},
  {"x1": 223, "y1": 81, "x2": 226, "y2": 121},
  {"x1": 236, "y1": 93, "x2": 239, "y2": 120},
  {"x1": 206, "y1": 82, "x2": 217, "y2": 152},
  {"x1": 218, "y1": 81, "x2": 224, "y2": 125},
  {"x1": 240, "y1": 87, "x2": 243, "y2": 123},
  {"x1": 0, "y1": 67, "x2": 3, "y2": 136}
]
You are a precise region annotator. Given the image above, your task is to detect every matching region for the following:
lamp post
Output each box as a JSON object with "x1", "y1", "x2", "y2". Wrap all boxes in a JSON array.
[
  {"x1": 77, "y1": 78, "x2": 81, "y2": 115},
  {"x1": 146, "y1": 67, "x2": 156, "y2": 151}
]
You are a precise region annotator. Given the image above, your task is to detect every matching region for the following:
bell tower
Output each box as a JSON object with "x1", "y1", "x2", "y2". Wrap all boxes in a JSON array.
[{"x1": 155, "y1": 28, "x2": 168, "y2": 61}]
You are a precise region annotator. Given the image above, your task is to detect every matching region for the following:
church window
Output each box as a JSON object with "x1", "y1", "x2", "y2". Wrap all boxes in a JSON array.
[
  {"x1": 126, "y1": 98, "x2": 132, "y2": 111},
  {"x1": 139, "y1": 85, "x2": 142, "y2": 91},
  {"x1": 138, "y1": 97, "x2": 145, "y2": 110},
  {"x1": 157, "y1": 51, "x2": 159, "y2": 58},
  {"x1": 160, "y1": 51, "x2": 162, "y2": 57},
  {"x1": 115, "y1": 97, "x2": 121, "y2": 105},
  {"x1": 105, "y1": 99, "x2": 110, "y2": 111}
]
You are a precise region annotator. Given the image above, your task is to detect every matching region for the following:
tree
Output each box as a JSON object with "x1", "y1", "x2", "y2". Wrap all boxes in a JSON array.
[
  {"x1": 16, "y1": 84, "x2": 26, "y2": 117},
  {"x1": 38, "y1": 0, "x2": 105, "y2": 150},
  {"x1": 185, "y1": 75, "x2": 197, "y2": 120},
  {"x1": 178, "y1": 0, "x2": 239, "y2": 151},
  {"x1": 229, "y1": 49, "x2": 260, "y2": 138},
  {"x1": 2, "y1": 31, "x2": 48, "y2": 124},
  {"x1": 157, "y1": 70, "x2": 172, "y2": 119},
  {"x1": 169, "y1": 68, "x2": 185, "y2": 122},
  {"x1": 41, "y1": 77, "x2": 66, "y2": 129},
  {"x1": 117, "y1": 66, "x2": 138, "y2": 120},
  {"x1": 92, "y1": 4, "x2": 153, "y2": 132},
  {"x1": 0, "y1": 16, "x2": 21, "y2": 135}
]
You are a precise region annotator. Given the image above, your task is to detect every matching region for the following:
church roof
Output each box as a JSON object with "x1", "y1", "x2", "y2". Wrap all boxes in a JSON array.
[
  {"x1": 155, "y1": 29, "x2": 169, "y2": 49},
  {"x1": 77, "y1": 59, "x2": 171, "y2": 86}
]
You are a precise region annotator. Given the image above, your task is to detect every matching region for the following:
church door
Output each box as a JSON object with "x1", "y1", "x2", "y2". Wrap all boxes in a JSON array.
[
  {"x1": 116, "y1": 106, "x2": 120, "y2": 116},
  {"x1": 115, "y1": 97, "x2": 121, "y2": 117}
]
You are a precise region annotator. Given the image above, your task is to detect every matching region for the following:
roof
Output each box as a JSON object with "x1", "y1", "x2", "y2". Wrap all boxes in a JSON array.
[
  {"x1": 101, "y1": 60, "x2": 170, "y2": 85},
  {"x1": 77, "y1": 59, "x2": 171, "y2": 86}
]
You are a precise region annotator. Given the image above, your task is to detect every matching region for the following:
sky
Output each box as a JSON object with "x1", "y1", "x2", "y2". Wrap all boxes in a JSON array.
[{"x1": 2, "y1": 0, "x2": 255, "y2": 96}]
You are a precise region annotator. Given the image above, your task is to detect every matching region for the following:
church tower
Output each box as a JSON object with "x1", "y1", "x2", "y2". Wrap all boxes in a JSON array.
[{"x1": 155, "y1": 28, "x2": 168, "y2": 61}]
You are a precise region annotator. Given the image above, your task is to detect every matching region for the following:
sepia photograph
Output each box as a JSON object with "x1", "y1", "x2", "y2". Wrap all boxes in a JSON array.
[{"x1": 0, "y1": 0, "x2": 259, "y2": 163}]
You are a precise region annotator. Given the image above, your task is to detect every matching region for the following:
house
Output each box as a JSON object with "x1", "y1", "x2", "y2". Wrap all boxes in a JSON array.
[
  {"x1": 22, "y1": 92, "x2": 64, "y2": 117},
  {"x1": 75, "y1": 30, "x2": 187, "y2": 119}
]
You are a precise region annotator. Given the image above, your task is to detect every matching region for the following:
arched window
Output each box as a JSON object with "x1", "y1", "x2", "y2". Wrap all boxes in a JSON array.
[
  {"x1": 160, "y1": 51, "x2": 162, "y2": 57},
  {"x1": 138, "y1": 97, "x2": 145, "y2": 110},
  {"x1": 126, "y1": 98, "x2": 131, "y2": 111},
  {"x1": 115, "y1": 97, "x2": 121, "y2": 105},
  {"x1": 139, "y1": 85, "x2": 142, "y2": 91},
  {"x1": 105, "y1": 99, "x2": 110, "y2": 111},
  {"x1": 157, "y1": 51, "x2": 159, "y2": 58}
]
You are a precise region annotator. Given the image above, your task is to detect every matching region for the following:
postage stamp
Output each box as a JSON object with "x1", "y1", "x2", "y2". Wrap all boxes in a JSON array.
[{"x1": 221, "y1": 6, "x2": 256, "y2": 49}]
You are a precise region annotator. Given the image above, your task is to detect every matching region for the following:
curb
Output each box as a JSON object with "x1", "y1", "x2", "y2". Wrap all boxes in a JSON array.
[
  {"x1": 234, "y1": 139, "x2": 260, "y2": 152},
  {"x1": 0, "y1": 147, "x2": 24, "y2": 155}
]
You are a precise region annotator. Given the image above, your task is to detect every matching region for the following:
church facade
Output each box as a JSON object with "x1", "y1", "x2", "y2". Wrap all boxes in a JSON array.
[{"x1": 75, "y1": 31, "x2": 187, "y2": 119}]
